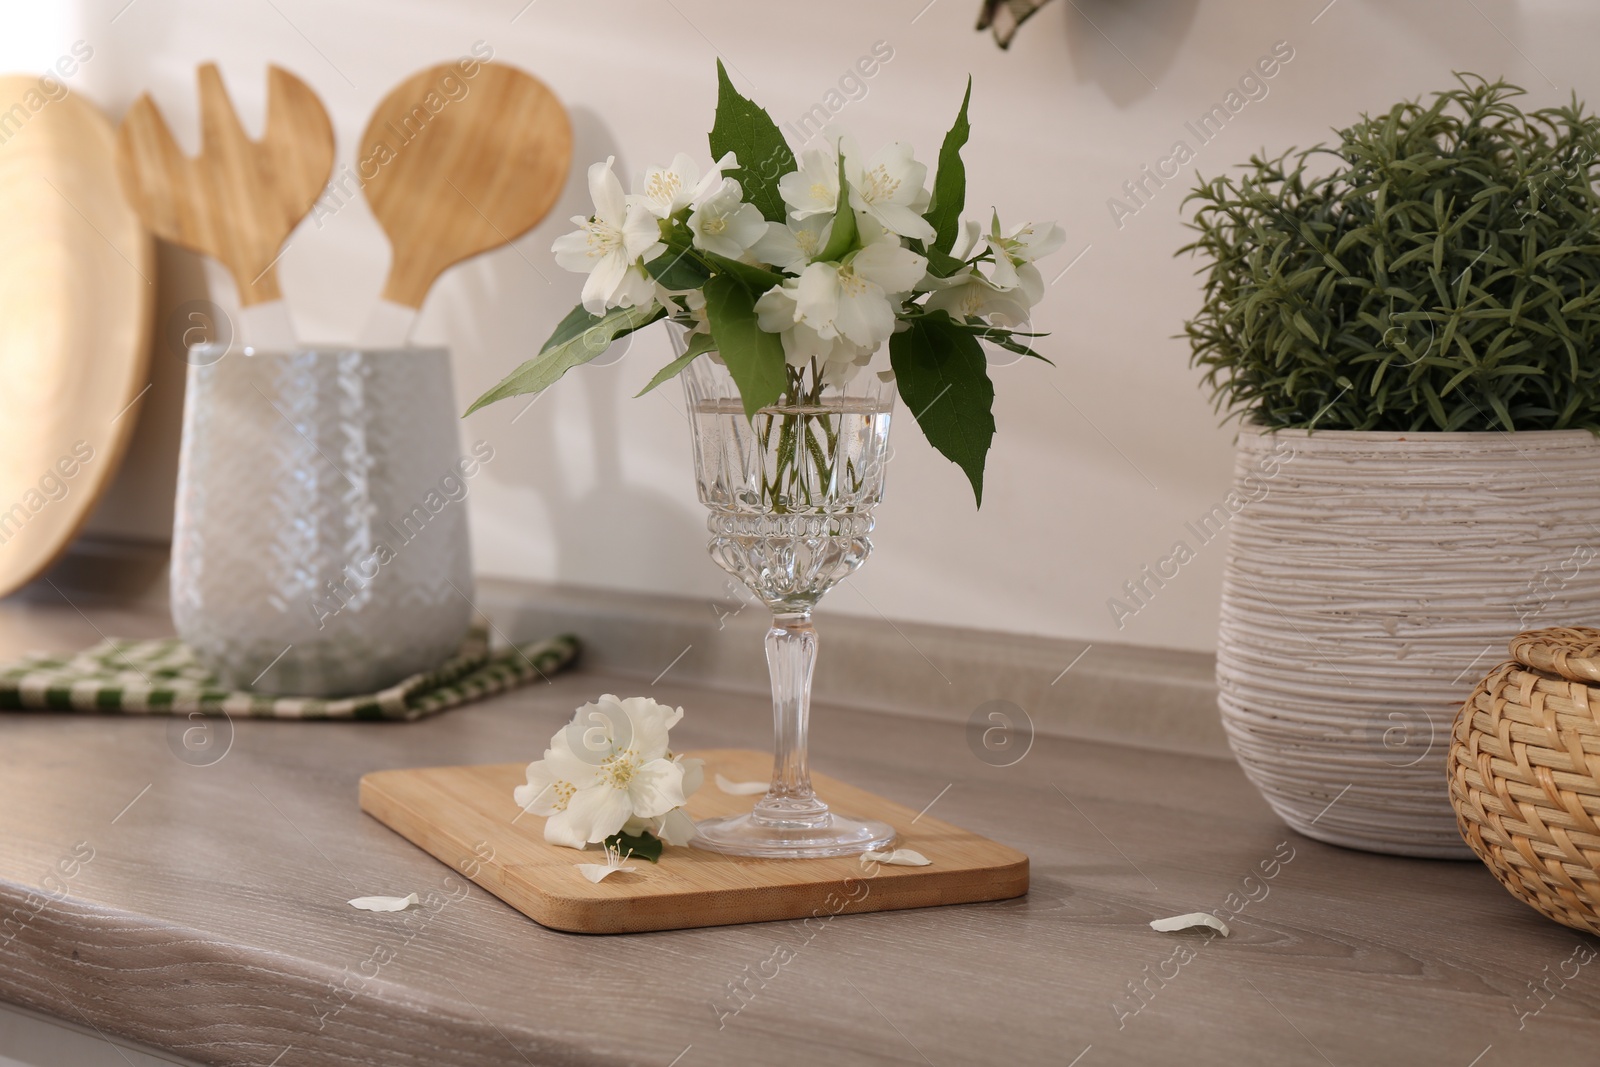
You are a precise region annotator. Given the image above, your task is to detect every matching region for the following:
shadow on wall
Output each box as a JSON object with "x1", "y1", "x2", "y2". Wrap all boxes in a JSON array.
[
  {"x1": 445, "y1": 104, "x2": 707, "y2": 589},
  {"x1": 80, "y1": 241, "x2": 210, "y2": 545},
  {"x1": 1065, "y1": 0, "x2": 1199, "y2": 105}
]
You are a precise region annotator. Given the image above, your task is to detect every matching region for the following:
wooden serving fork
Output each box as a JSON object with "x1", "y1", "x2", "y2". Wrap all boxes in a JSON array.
[{"x1": 115, "y1": 64, "x2": 333, "y2": 349}]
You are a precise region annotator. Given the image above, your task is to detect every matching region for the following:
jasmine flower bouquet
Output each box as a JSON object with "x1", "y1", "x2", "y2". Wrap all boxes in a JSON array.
[{"x1": 468, "y1": 63, "x2": 1061, "y2": 504}]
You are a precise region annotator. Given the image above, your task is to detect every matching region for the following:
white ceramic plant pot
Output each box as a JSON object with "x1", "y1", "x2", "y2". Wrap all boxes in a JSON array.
[{"x1": 1217, "y1": 425, "x2": 1600, "y2": 858}]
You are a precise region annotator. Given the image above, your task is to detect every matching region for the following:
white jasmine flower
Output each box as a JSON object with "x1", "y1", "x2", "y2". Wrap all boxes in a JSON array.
[
  {"x1": 514, "y1": 695, "x2": 688, "y2": 849},
  {"x1": 646, "y1": 808, "x2": 700, "y2": 847},
  {"x1": 985, "y1": 215, "x2": 1065, "y2": 306},
  {"x1": 660, "y1": 287, "x2": 709, "y2": 336},
  {"x1": 778, "y1": 147, "x2": 841, "y2": 220},
  {"x1": 751, "y1": 214, "x2": 833, "y2": 274},
  {"x1": 551, "y1": 158, "x2": 665, "y2": 314},
  {"x1": 622, "y1": 757, "x2": 705, "y2": 846},
  {"x1": 791, "y1": 239, "x2": 928, "y2": 348},
  {"x1": 633, "y1": 151, "x2": 738, "y2": 219},
  {"x1": 755, "y1": 282, "x2": 878, "y2": 385},
  {"x1": 688, "y1": 178, "x2": 768, "y2": 259},
  {"x1": 923, "y1": 267, "x2": 1033, "y2": 327},
  {"x1": 754, "y1": 280, "x2": 805, "y2": 345},
  {"x1": 949, "y1": 218, "x2": 983, "y2": 260},
  {"x1": 848, "y1": 142, "x2": 935, "y2": 242},
  {"x1": 607, "y1": 264, "x2": 658, "y2": 316},
  {"x1": 817, "y1": 347, "x2": 877, "y2": 387}
]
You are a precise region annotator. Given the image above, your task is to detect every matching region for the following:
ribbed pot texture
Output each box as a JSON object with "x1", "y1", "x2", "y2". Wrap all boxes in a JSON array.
[{"x1": 1217, "y1": 425, "x2": 1600, "y2": 858}]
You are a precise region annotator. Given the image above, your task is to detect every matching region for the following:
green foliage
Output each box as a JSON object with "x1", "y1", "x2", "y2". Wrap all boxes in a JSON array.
[
  {"x1": 464, "y1": 303, "x2": 665, "y2": 414},
  {"x1": 924, "y1": 78, "x2": 972, "y2": 256},
  {"x1": 644, "y1": 229, "x2": 713, "y2": 290},
  {"x1": 1180, "y1": 75, "x2": 1600, "y2": 431},
  {"x1": 815, "y1": 150, "x2": 860, "y2": 263},
  {"x1": 468, "y1": 65, "x2": 1043, "y2": 510},
  {"x1": 703, "y1": 273, "x2": 788, "y2": 418},
  {"x1": 604, "y1": 830, "x2": 662, "y2": 863},
  {"x1": 890, "y1": 312, "x2": 996, "y2": 506},
  {"x1": 708, "y1": 60, "x2": 795, "y2": 224},
  {"x1": 699, "y1": 250, "x2": 784, "y2": 294},
  {"x1": 636, "y1": 333, "x2": 716, "y2": 397}
]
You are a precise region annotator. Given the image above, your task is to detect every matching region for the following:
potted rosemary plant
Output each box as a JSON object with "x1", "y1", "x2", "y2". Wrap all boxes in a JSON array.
[{"x1": 1181, "y1": 75, "x2": 1600, "y2": 858}]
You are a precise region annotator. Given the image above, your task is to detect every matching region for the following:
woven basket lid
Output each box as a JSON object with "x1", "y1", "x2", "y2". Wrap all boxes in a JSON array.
[{"x1": 1510, "y1": 626, "x2": 1600, "y2": 683}]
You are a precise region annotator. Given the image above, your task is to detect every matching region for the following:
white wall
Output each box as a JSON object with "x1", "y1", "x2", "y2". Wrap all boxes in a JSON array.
[{"x1": 47, "y1": 0, "x2": 1599, "y2": 652}]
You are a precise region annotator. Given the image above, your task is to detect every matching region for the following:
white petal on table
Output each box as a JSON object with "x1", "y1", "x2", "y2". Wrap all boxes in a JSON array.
[
  {"x1": 576, "y1": 862, "x2": 638, "y2": 884},
  {"x1": 347, "y1": 892, "x2": 419, "y2": 912},
  {"x1": 862, "y1": 848, "x2": 931, "y2": 867},
  {"x1": 715, "y1": 773, "x2": 769, "y2": 796},
  {"x1": 1149, "y1": 912, "x2": 1230, "y2": 937}
]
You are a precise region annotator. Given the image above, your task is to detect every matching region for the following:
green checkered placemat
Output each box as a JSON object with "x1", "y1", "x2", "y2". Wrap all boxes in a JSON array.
[{"x1": 0, "y1": 627, "x2": 579, "y2": 721}]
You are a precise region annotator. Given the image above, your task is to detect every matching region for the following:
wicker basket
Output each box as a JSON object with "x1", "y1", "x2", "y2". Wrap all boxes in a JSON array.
[{"x1": 1449, "y1": 627, "x2": 1600, "y2": 934}]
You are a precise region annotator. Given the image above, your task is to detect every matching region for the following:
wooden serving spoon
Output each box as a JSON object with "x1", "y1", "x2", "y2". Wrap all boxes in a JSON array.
[
  {"x1": 357, "y1": 61, "x2": 573, "y2": 346},
  {"x1": 115, "y1": 63, "x2": 334, "y2": 349}
]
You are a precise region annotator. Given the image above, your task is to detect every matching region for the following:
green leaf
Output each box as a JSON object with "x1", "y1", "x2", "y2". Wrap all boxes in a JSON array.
[
  {"x1": 708, "y1": 59, "x2": 795, "y2": 224},
  {"x1": 981, "y1": 331, "x2": 1054, "y2": 363},
  {"x1": 644, "y1": 239, "x2": 712, "y2": 291},
  {"x1": 815, "y1": 148, "x2": 860, "y2": 263},
  {"x1": 603, "y1": 830, "x2": 663, "y2": 864},
  {"x1": 889, "y1": 312, "x2": 996, "y2": 507},
  {"x1": 703, "y1": 273, "x2": 787, "y2": 418},
  {"x1": 463, "y1": 302, "x2": 665, "y2": 415},
  {"x1": 701, "y1": 250, "x2": 785, "y2": 294},
  {"x1": 923, "y1": 78, "x2": 972, "y2": 255},
  {"x1": 923, "y1": 245, "x2": 966, "y2": 278},
  {"x1": 635, "y1": 332, "x2": 716, "y2": 397},
  {"x1": 926, "y1": 314, "x2": 1054, "y2": 362}
]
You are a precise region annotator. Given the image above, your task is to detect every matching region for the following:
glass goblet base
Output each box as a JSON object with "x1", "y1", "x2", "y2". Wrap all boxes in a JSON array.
[{"x1": 692, "y1": 810, "x2": 896, "y2": 859}]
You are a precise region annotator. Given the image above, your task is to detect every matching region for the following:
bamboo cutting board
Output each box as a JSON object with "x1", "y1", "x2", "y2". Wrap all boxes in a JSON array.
[{"x1": 360, "y1": 749, "x2": 1028, "y2": 934}]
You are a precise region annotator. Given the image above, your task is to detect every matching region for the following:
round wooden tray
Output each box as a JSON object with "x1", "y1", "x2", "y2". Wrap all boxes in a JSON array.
[{"x1": 0, "y1": 77, "x2": 154, "y2": 597}]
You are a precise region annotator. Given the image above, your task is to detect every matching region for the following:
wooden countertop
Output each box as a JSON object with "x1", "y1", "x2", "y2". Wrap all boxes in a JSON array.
[{"x1": 2, "y1": 589, "x2": 1598, "y2": 1066}]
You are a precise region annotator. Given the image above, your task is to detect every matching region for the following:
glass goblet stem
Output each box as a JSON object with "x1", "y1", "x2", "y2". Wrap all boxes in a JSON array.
[{"x1": 756, "y1": 610, "x2": 830, "y2": 826}]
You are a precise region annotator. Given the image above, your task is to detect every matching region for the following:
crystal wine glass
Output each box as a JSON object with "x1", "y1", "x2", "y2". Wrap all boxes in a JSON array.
[{"x1": 681, "y1": 348, "x2": 897, "y2": 858}]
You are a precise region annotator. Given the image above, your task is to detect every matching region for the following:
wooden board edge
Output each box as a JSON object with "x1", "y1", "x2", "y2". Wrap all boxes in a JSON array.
[{"x1": 527, "y1": 855, "x2": 1032, "y2": 934}]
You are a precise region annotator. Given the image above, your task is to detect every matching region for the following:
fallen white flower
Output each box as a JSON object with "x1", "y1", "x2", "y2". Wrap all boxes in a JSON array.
[
  {"x1": 347, "y1": 892, "x2": 419, "y2": 912},
  {"x1": 514, "y1": 694, "x2": 690, "y2": 849},
  {"x1": 862, "y1": 848, "x2": 931, "y2": 867},
  {"x1": 1149, "y1": 912, "x2": 1230, "y2": 937},
  {"x1": 576, "y1": 843, "x2": 638, "y2": 883},
  {"x1": 715, "y1": 773, "x2": 768, "y2": 796}
]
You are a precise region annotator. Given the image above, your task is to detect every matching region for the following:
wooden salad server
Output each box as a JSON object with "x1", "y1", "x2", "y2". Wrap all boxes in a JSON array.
[
  {"x1": 357, "y1": 61, "x2": 572, "y2": 346},
  {"x1": 115, "y1": 63, "x2": 334, "y2": 350}
]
